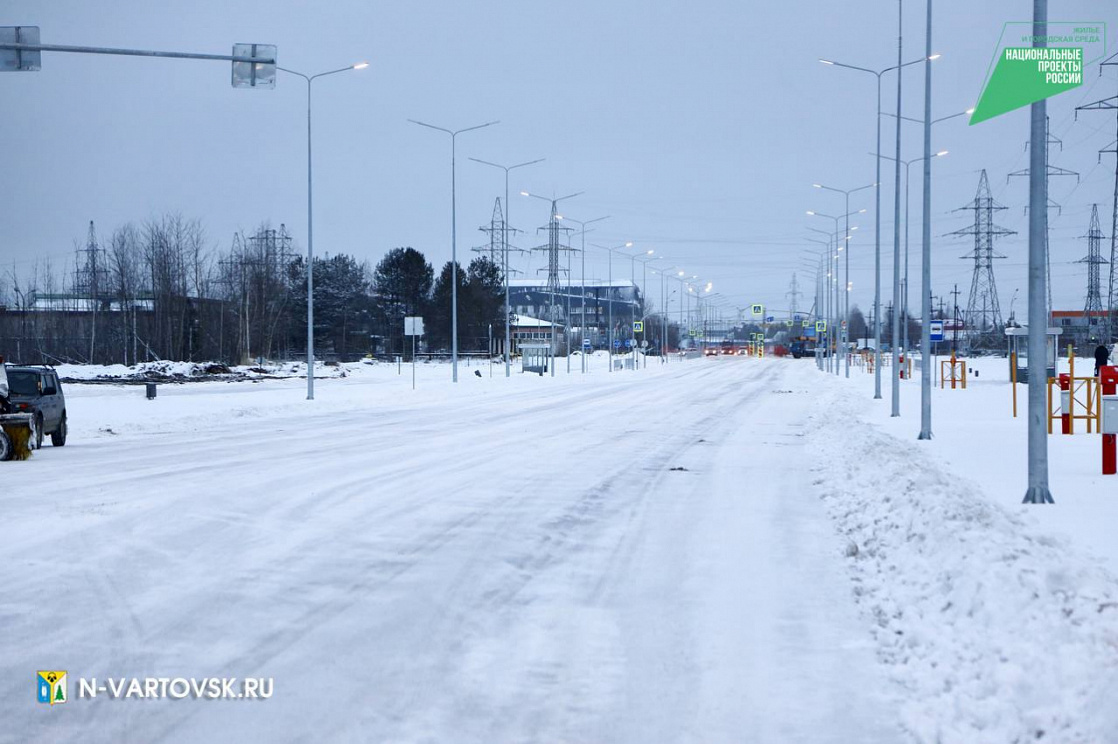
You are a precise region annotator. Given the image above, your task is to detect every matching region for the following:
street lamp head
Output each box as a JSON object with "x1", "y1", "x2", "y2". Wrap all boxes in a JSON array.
[
  {"x1": 857, "y1": 208, "x2": 867, "y2": 214},
  {"x1": 965, "y1": 107, "x2": 975, "y2": 115},
  {"x1": 353, "y1": 62, "x2": 370, "y2": 70},
  {"x1": 806, "y1": 210, "x2": 816, "y2": 216},
  {"x1": 520, "y1": 191, "x2": 530, "y2": 196},
  {"x1": 819, "y1": 59, "x2": 835, "y2": 65},
  {"x1": 936, "y1": 150, "x2": 949, "y2": 157},
  {"x1": 625, "y1": 241, "x2": 633, "y2": 247},
  {"x1": 646, "y1": 249, "x2": 654, "y2": 255},
  {"x1": 812, "y1": 183, "x2": 822, "y2": 188}
]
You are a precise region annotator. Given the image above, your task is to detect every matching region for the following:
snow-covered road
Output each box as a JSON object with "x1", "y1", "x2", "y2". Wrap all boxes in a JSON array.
[{"x1": 3, "y1": 358, "x2": 900, "y2": 742}]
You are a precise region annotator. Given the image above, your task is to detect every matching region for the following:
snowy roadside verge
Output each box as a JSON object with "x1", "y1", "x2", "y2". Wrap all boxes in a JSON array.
[
  {"x1": 805, "y1": 376, "x2": 1118, "y2": 743},
  {"x1": 53, "y1": 359, "x2": 362, "y2": 383}
]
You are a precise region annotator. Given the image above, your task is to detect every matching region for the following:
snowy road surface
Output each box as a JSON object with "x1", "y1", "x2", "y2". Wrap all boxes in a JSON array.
[{"x1": 5, "y1": 358, "x2": 902, "y2": 742}]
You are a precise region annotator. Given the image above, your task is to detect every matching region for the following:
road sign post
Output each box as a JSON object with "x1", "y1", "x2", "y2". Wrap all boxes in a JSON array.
[{"x1": 405, "y1": 317, "x2": 424, "y2": 390}]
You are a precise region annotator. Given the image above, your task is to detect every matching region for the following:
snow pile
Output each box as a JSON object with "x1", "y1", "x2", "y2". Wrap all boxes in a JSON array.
[
  {"x1": 52, "y1": 360, "x2": 357, "y2": 382},
  {"x1": 809, "y1": 383, "x2": 1118, "y2": 743}
]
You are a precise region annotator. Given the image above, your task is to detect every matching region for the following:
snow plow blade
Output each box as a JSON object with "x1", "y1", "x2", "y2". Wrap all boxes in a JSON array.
[{"x1": 0, "y1": 413, "x2": 34, "y2": 461}]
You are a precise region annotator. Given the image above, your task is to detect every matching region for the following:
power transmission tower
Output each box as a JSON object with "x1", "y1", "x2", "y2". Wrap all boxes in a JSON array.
[
  {"x1": 950, "y1": 170, "x2": 1014, "y2": 343},
  {"x1": 474, "y1": 197, "x2": 527, "y2": 276},
  {"x1": 1075, "y1": 51, "x2": 1118, "y2": 340},
  {"x1": 474, "y1": 198, "x2": 505, "y2": 264},
  {"x1": 786, "y1": 272, "x2": 802, "y2": 320},
  {"x1": 1008, "y1": 116, "x2": 1080, "y2": 321},
  {"x1": 530, "y1": 201, "x2": 575, "y2": 356},
  {"x1": 73, "y1": 220, "x2": 109, "y2": 363},
  {"x1": 1077, "y1": 204, "x2": 1108, "y2": 338}
]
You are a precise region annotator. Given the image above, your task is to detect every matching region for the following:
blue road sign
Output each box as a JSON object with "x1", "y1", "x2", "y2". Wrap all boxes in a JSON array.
[
  {"x1": 613, "y1": 339, "x2": 621, "y2": 348},
  {"x1": 930, "y1": 320, "x2": 945, "y2": 342},
  {"x1": 582, "y1": 339, "x2": 591, "y2": 348},
  {"x1": 626, "y1": 339, "x2": 635, "y2": 348},
  {"x1": 765, "y1": 315, "x2": 774, "y2": 323}
]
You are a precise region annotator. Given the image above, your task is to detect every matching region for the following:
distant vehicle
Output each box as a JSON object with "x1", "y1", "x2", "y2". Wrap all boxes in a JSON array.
[
  {"x1": 720, "y1": 339, "x2": 737, "y2": 356},
  {"x1": 789, "y1": 340, "x2": 815, "y2": 359},
  {"x1": 3, "y1": 365, "x2": 67, "y2": 449},
  {"x1": 704, "y1": 346, "x2": 719, "y2": 357}
]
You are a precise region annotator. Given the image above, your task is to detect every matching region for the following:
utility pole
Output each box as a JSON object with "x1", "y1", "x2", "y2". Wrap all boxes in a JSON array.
[
  {"x1": 1023, "y1": 0, "x2": 1054, "y2": 505},
  {"x1": 950, "y1": 284, "x2": 961, "y2": 353},
  {"x1": 891, "y1": 0, "x2": 905, "y2": 417}
]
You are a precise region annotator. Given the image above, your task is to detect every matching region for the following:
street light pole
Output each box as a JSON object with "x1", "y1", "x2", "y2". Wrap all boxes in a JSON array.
[
  {"x1": 806, "y1": 238, "x2": 831, "y2": 369},
  {"x1": 1024, "y1": 0, "x2": 1054, "y2": 503},
  {"x1": 558, "y1": 215, "x2": 609, "y2": 373},
  {"x1": 279, "y1": 62, "x2": 368, "y2": 401},
  {"x1": 820, "y1": 52, "x2": 932, "y2": 399},
  {"x1": 890, "y1": 0, "x2": 905, "y2": 417},
  {"x1": 409, "y1": 118, "x2": 499, "y2": 384},
  {"x1": 591, "y1": 242, "x2": 633, "y2": 372},
  {"x1": 808, "y1": 212, "x2": 862, "y2": 375},
  {"x1": 814, "y1": 182, "x2": 874, "y2": 378},
  {"x1": 468, "y1": 157, "x2": 545, "y2": 378},
  {"x1": 877, "y1": 150, "x2": 948, "y2": 372}
]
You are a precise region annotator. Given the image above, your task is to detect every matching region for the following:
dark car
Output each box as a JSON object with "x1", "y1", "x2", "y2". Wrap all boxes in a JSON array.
[{"x1": 3, "y1": 365, "x2": 67, "y2": 449}]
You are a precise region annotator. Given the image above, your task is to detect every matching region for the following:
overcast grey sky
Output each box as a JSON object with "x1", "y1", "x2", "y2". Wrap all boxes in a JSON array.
[{"x1": 1, "y1": 0, "x2": 1115, "y2": 319}]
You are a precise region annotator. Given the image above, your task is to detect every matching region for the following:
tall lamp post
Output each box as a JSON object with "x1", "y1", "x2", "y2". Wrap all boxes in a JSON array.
[
  {"x1": 409, "y1": 118, "x2": 499, "y2": 383},
  {"x1": 883, "y1": 103, "x2": 970, "y2": 438},
  {"x1": 468, "y1": 156, "x2": 545, "y2": 378},
  {"x1": 813, "y1": 183, "x2": 874, "y2": 378},
  {"x1": 591, "y1": 242, "x2": 634, "y2": 371},
  {"x1": 557, "y1": 214, "x2": 609, "y2": 373},
  {"x1": 806, "y1": 237, "x2": 832, "y2": 370},
  {"x1": 820, "y1": 51, "x2": 935, "y2": 399},
  {"x1": 628, "y1": 249, "x2": 656, "y2": 369},
  {"x1": 1024, "y1": 0, "x2": 1053, "y2": 503},
  {"x1": 279, "y1": 61, "x2": 368, "y2": 401},
  {"x1": 808, "y1": 213, "x2": 862, "y2": 375},
  {"x1": 877, "y1": 150, "x2": 948, "y2": 360}
]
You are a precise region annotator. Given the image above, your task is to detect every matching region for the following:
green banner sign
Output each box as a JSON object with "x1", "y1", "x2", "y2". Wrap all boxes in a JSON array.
[
  {"x1": 970, "y1": 22, "x2": 1105, "y2": 125},
  {"x1": 971, "y1": 47, "x2": 1082, "y2": 124}
]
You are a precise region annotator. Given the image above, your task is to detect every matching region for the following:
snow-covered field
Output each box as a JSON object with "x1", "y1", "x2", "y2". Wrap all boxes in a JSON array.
[{"x1": 4, "y1": 352, "x2": 1118, "y2": 742}]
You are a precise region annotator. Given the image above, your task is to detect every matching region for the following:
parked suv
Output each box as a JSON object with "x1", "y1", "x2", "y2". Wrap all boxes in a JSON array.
[{"x1": 3, "y1": 365, "x2": 67, "y2": 449}]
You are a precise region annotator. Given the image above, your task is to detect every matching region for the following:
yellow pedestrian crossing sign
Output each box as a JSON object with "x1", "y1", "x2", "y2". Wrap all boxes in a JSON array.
[
  {"x1": 751, "y1": 304, "x2": 764, "y2": 317},
  {"x1": 633, "y1": 321, "x2": 643, "y2": 333},
  {"x1": 816, "y1": 320, "x2": 827, "y2": 332}
]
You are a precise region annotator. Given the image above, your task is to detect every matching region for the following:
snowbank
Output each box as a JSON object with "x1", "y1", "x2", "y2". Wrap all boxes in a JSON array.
[
  {"x1": 807, "y1": 373, "x2": 1118, "y2": 743},
  {"x1": 53, "y1": 359, "x2": 369, "y2": 383}
]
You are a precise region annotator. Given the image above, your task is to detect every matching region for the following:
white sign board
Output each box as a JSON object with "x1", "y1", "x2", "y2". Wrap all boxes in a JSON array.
[
  {"x1": 404, "y1": 317, "x2": 424, "y2": 336},
  {"x1": 231, "y1": 43, "x2": 277, "y2": 88},
  {"x1": 930, "y1": 321, "x2": 945, "y2": 342},
  {"x1": 1103, "y1": 396, "x2": 1118, "y2": 435}
]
